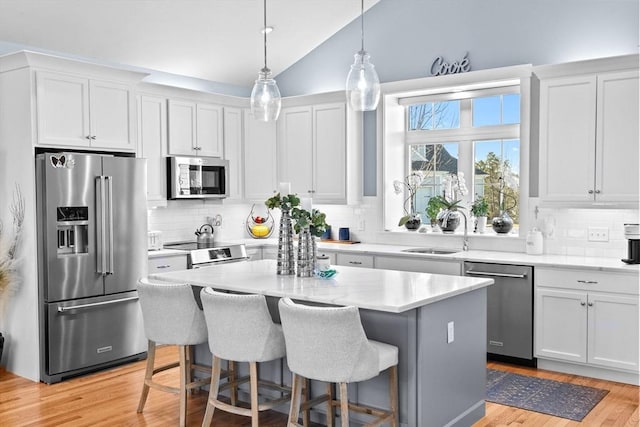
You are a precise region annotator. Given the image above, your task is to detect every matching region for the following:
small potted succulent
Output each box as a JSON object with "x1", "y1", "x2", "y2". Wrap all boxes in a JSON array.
[{"x1": 470, "y1": 195, "x2": 489, "y2": 233}]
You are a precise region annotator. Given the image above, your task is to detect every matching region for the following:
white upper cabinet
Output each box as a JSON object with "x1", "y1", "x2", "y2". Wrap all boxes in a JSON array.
[
  {"x1": 138, "y1": 94, "x2": 167, "y2": 204},
  {"x1": 277, "y1": 102, "x2": 347, "y2": 204},
  {"x1": 167, "y1": 100, "x2": 223, "y2": 157},
  {"x1": 537, "y1": 58, "x2": 639, "y2": 206},
  {"x1": 36, "y1": 71, "x2": 135, "y2": 151},
  {"x1": 244, "y1": 109, "x2": 277, "y2": 201},
  {"x1": 223, "y1": 107, "x2": 243, "y2": 200}
]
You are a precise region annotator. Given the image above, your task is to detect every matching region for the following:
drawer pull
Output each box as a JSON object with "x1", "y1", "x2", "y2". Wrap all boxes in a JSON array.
[
  {"x1": 349, "y1": 261, "x2": 363, "y2": 265},
  {"x1": 577, "y1": 280, "x2": 598, "y2": 284},
  {"x1": 156, "y1": 264, "x2": 171, "y2": 269}
]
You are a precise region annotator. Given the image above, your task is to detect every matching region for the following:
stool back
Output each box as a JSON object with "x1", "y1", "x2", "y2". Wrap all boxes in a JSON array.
[
  {"x1": 278, "y1": 298, "x2": 379, "y2": 383},
  {"x1": 137, "y1": 278, "x2": 207, "y2": 345},
  {"x1": 200, "y1": 288, "x2": 286, "y2": 362}
]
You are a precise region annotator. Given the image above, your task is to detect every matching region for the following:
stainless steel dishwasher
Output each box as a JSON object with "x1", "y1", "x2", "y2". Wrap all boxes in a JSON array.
[{"x1": 463, "y1": 262, "x2": 535, "y2": 366}]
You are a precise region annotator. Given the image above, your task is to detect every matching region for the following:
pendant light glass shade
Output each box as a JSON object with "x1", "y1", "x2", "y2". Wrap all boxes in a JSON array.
[
  {"x1": 251, "y1": 0, "x2": 281, "y2": 122},
  {"x1": 346, "y1": 50, "x2": 380, "y2": 111},
  {"x1": 251, "y1": 68, "x2": 281, "y2": 122},
  {"x1": 346, "y1": 0, "x2": 380, "y2": 111}
]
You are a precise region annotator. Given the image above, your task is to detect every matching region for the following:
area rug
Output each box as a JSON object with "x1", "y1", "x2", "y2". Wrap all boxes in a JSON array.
[{"x1": 486, "y1": 369, "x2": 609, "y2": 421}]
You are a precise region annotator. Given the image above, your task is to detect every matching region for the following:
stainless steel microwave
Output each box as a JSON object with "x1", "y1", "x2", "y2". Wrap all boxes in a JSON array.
[{"x1": 167, "y1": 156, "x2": 229, "y2": 199}]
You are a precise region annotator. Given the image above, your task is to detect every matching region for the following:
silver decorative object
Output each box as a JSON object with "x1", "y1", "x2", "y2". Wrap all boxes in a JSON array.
[
  {"x1": 296, "y1": 227, "x2": 316, "y2": 277},
  {"x1": 277, "y1": 209, "x2": 295, "y2": 275}
]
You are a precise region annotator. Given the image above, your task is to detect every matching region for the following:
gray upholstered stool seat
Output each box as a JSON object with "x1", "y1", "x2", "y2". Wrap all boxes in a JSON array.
[
  {"x1": 136, "y1": 278, "x2": 212, "y2": 427},
  {"x1": 200, "y1": 288, "x2": 293, "y2": 427},
  {"x1": 279, "y1": 297, "x2": 399, "y2": 427}
]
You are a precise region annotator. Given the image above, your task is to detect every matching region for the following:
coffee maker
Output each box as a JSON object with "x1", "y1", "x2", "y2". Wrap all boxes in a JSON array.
[{"x1": 621, "y1": 223, "x2": 640, "y2": 264}]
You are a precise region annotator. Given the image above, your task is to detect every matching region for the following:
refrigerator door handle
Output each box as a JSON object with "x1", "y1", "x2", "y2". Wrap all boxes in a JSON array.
[
  {"x1": 95, "y1": 176, "x2": 107, "y2": 276},
  {"x1": 56, "y1": 296, "x2": 139, "y2": 313},
  {"x1": 106, "y1": 176, "x2": 114, "y2": 275}
]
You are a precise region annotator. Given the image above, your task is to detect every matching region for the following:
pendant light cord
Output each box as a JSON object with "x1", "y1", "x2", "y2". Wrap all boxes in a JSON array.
[
  {"x1": 263, "y1": 0, "x2": 268, "y2": 71},
  {"x1": 360, "y1": 0, "x2": 365, "y2": 52}
]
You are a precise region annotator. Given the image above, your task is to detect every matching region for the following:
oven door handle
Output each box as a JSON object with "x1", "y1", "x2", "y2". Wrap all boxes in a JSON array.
[
  {"x1": 464, "y1": 270, "x2": 528, "y2": 279},
  {"x1": 57, "y1": 296, "x2": 139, "y2": 313}
]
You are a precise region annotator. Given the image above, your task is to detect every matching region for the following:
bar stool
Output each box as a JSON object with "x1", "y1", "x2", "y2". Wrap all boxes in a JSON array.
[
  {"x1": 136, "y1": 278, "x2": 212, "y2": 427},
  {"x1": 278, "y1": 297, "x2": 399, "y2": 427},
  {"x1": 200, "y1": 288, "x2": 292, "y2": 427}
]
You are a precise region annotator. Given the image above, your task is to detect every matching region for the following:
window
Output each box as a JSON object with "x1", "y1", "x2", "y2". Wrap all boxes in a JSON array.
[{"x1": 402, "y1": 87, "x2": 521, "y2": 230}]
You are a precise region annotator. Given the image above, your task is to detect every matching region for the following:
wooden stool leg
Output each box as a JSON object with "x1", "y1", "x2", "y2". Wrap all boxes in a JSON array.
[
  {"x1": 228, "y1": 360, "x2": 237, "y2": 406},
  {"x1": 302, "y1": 378, "x2": 310, "y2": 427},
  {"x1": 137, "y1": 340, "x2": 155, "y2": 413},
  {"x1": 339, "y1": 383, "x2": 349, "y2": 427},
  {"x1": 326, "y1": 382, "x2": 334, "y2": 427},
  {"x1": 250, "y1": 362, "x2": 259, "y2": 427},
  {"x1": 288, "y1": 373, "x2": 303, "y2": 427},
  {"x1": 389, "y1": 365, "x2": 399, "y2": 427},
  {"x1": 202, "y1": 356, "x2": 222, "y2": 427},
  {"x1": 178, "y1": 345, "x2": 188, "y2": 427}
]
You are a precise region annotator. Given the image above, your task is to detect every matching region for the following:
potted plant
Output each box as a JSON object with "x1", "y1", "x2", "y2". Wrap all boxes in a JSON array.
[
  {"x1": 433, "y1": 196, "x2": 465, "y2": 233},
  {"x1": 394, "y1": 171, "x2": 425, "y2": 230},
  {"x1": 425, "y1": 197, "x2": 443, "y2": 230},
  {"x1": 470, "y1": 195, "x2": 489, "y2": 233}
]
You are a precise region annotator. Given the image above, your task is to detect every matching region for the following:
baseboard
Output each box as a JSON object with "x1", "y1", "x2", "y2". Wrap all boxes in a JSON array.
[{"x1": 537, "y1": 359, "x2": 639, "y2": 386}]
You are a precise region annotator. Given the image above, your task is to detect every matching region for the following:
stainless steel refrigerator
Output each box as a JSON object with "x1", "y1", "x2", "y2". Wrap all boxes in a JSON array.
[{"x1": 36, "y1": 152, "x2": 148, "y2": 383}]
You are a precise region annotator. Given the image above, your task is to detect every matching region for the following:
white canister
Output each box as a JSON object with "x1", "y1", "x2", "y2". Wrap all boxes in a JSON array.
[
  {"x1": 316, "y1": 255, "x2": 331, "y2": 271},
  {"x1": 526, "y1": 228, "x2": 544, "y2": 255}
]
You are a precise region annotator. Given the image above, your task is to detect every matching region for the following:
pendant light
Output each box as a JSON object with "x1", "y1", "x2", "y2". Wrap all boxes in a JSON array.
[
  {"x1": 250, "y1": 0, "x2": 281, "y2": 122},
  {"x1": 345, "y1": 0, "x2": 380, "y2": 111}
]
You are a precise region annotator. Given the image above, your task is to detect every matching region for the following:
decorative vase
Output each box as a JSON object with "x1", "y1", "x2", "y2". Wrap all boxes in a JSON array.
[
  {"x1": 492, "y1": 211, "x2": 514, "y2": 234},
  {"x1": 437, "y1": 210, "x2": 461, "y2": 233},
  {"x1": 277, "y1": 209, "x2": 296, "y2": 275},
  {"x1": 404, "y1": 214, "x2": 422, "y2": 231},
  {"x1": 296, "y1": 227, "x2": 316, "y2": 277},
  {"x1": 476, "y1": 216, "x2": 487, "y2": 233}
]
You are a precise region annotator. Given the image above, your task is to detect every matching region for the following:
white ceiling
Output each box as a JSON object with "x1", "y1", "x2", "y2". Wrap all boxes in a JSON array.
[{"x1": 0, "y1": 0, "x2": 379, "y2": 88}]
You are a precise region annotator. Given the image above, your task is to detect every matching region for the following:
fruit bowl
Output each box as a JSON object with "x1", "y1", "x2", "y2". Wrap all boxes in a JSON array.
[{"x1": 246, "y1": 204, "x2": 274, "y2": 239}]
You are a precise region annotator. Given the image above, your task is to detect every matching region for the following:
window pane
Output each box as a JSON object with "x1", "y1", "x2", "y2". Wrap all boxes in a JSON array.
[
  {"x1": 503, "y1": 94, "x2": 520, "y2": 124},
  {"x1": 473, "y1": 96, "x2": 501, "y2": 126},
  {"x1": 473, "y1": 139, "x2": 520, "y2": 226},
  {"x1": 411, "y1": 143, "x2": 459, "y2": 222},
  {"x1": 408, "y1": 101, "x2": 459, "y2": 130}
]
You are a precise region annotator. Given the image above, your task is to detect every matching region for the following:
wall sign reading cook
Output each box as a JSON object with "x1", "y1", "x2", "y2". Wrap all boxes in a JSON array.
[{"x1": 431, "y1": 52, "x2": 471, "y2": 76}]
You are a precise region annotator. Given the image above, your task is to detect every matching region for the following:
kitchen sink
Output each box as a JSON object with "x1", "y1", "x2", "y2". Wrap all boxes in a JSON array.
[{"x1": 401, "y1": 248, "x2": 460, "y2": 255}]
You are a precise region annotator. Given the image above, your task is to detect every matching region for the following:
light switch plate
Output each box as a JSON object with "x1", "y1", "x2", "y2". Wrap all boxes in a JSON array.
[{"x1": 588, "y1": 227, "x2": 609, "y2": 242}]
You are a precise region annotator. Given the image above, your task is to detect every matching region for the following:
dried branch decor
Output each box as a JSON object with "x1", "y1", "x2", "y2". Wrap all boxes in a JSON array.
[{"x1": 0, "y1": 185, "x2": 25, "y2": 314}]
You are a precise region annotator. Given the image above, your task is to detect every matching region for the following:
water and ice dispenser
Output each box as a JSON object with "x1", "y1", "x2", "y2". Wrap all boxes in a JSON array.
[{"x1": 56, "y1": 207, "x2": 88, "y2": 255}]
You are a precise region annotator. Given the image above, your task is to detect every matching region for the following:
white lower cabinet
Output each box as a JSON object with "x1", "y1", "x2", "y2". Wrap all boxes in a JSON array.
[
  {"x1": 148, "y1": 254, "x2": 188, "y2": 273},
  {"x1": 374, "y1": 255, "x2": 461, "y2": 276},
  {"x1": 535, "y1": 267, "x2": 639, "y2": 374},
  {"x1": 336, "y1": 253, "x2": 374, "y2": 268}
]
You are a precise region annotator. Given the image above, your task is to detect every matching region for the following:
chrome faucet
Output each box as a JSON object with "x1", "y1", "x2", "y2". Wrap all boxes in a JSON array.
[{"x1": 460, "y1": 211, "x2": 469, "y2": 251}]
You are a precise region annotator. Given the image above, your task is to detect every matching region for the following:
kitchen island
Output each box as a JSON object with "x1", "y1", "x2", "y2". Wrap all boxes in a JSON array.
[{"x1": 149, "y1": 259, "x2": 493, "y2": 427}]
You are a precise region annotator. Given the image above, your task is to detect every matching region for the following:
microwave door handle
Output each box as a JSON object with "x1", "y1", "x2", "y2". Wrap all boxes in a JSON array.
[
  {"x1": 95, "y1": 177, "x2": 107, "y2": 276},
  {"x1": 106, "y1": 176, "x2": 114, "y2": 275}
]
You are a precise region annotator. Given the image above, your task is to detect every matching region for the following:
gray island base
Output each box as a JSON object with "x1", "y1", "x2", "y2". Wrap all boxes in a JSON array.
[{"x1": 149, "y1": 259, "x2": 492, "y2": 427}]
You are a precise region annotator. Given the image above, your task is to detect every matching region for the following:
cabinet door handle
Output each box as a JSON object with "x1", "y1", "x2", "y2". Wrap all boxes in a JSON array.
[
  {"x1": 91, "y1": 135, "x2": 97, "y2": 140},
  {"x1": 580, "y1": 301, "x2": 586, "y2": 306},
  {"x1": 349, "y1": 261, "x2": 363, "y2": 265},
  {"x1": 588, "y1": 302, "x2": 594, "y2": 307},
  {"x1": 594, "y1": 190, "x2": 601, "y2": 194},
  {"x1": 577, "y1": 280, "x2": 598, "y2": 284},
  {"x1": 588, "y1": 189, "x2": 594, "y2": 194},
  {"x1": 86, "y1": 135, "x2": 92, "y2": 140}
]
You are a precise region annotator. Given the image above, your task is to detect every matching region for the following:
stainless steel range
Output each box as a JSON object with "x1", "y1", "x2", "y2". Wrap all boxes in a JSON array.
[{"x1": 187, "y1": 244, "x2": 249, "y2": 268}]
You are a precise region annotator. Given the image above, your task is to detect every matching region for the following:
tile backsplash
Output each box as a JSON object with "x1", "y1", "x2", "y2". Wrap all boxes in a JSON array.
[{"x1": 148, "y1": 198, "x2": 639, "y2": 259}]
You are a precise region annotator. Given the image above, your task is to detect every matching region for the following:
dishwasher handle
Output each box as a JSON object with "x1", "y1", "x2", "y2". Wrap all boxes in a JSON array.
[{"x1": 464, "y1": 270, "x2": 528, "y2": 279}]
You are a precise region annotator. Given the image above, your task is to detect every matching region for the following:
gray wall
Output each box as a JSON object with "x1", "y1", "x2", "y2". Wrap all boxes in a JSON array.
[
  {"x1": 276, "y1": 0, "x2": 638, "y2": 196},
  {"x1": 276, "y1": 0, "x2": 639, "y2": 96}
]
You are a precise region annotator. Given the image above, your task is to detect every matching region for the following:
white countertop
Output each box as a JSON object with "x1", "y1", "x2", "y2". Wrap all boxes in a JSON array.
[
  {"x1": 148, "y1": 259, "x2": 493, "y2": 313},
  {"x1": 149, "y1": 238, "x2": 640, "y2": 274}
]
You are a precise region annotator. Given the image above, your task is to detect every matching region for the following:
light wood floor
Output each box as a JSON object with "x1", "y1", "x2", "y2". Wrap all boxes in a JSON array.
[{"x1": 0, "y1": 347, "x2": 637, "y2": 426}]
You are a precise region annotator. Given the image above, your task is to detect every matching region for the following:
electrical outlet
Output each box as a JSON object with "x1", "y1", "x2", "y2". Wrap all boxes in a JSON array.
[
  {"x1": 447, "y1": 321, "x2": 454, "y2": 343},
  {"x1": 357, "y1": 218, "x2": 365, "y2": 231},
  {"x1": 588, "y1": 227, "x2": 609, "y2": 242}
]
